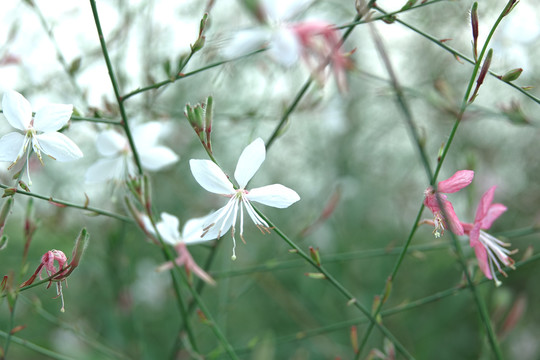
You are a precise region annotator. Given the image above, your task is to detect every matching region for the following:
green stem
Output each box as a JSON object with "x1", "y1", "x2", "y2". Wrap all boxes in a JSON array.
[
  {"x1": 0, "y1": 329, "x2": 74, "y2": 360},
  {"x1": 122, "y1": 49, "x2": 265, "y2": 102},
  {"x1": 89, "y1": 0, "x2": 144, "y2": 175},
  {"x1": 0, "y1": 183, "x2": 132, "y2": 223},
  {"x1": 255, "y1": 209, "x2": 415, "y2": 360},
  {"x1": 70, "y1": 115, "x2": 122, "y2": 125}
]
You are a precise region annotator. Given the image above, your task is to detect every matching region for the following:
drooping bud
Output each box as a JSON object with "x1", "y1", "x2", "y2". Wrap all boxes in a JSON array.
[
  {"x1": 499, "y1": 68, "x2": 523, "y2": 82},
  {"x1": 471, "y1": 2, "x2": 479, "y2": 61}
]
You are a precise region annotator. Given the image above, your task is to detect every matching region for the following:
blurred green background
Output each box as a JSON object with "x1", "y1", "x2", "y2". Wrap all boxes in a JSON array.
[{"x1": 1, "y1": 0, "x2": 539, "y2": 359}]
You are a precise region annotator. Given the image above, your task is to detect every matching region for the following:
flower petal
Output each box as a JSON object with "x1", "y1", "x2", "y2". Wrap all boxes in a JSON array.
[
  {"x1": 437, "y1": 170, "x2": 474, "y2": 193},
  {"x1": 96, "y1": 130, "x2": 126, "y2": 157},
  {"x1": 190, "y1": 159, "x2": 235, "y2": 194},
  {"x1": 133, "y1": 122, "x2": 161, "y2": 149},
  {"x1": 0, "y1": 132, "x2": 25, "y2": 163},
  {"x1": 247, "y1": 184, "x2": 300, "y2": 208},
  {"x1": 262, "y1": 0, "x2": 311, "y2": 22},
  {"x1": 473, "y1": 242, "x2": 492, "y2": 279},
  {"x1": 182, "y1": 214, "x2": 218, "y2": 244},
  {"x1": 474, "y1": 185, "x2": 496, "y2": 223},
  {"x1": 156, "y1": 212, "x2": 181, "y2": 245},
  {"x1": 443, "y1": 200, "x2": 464, "y2": 236},
  {"x1": 480, "y1": 203, "x2": 507, "y2": 230},
  {"x1": 84, "y1": 157, "x2": 125, "y2": 183},
  {"x1": 222, "y1": 29, "x2": 270, "y2": 59},
  {"x1": 35, "y1": 132, "x2": 83, "y2": 161},
  {"x1": 201, "y1": 202, "x2": 236, "y2": 239},
  {"x1": 33, "y1": 104, "x2": 73, "y2": 132},
  {"x1": 269, "y1": 27, "x2": 301, "y2": 67},
  {"x1": 2, "y1": 90, "x2": 32, "y2": 130},
  {"x1": 234, "y1": 138, "x2": 266, "y2": 188},
  {"x1": 140, "y1": 145, "x2": 179, "y2": 171}
]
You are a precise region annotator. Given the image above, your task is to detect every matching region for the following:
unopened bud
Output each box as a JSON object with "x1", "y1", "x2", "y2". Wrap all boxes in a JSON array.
[
  {"x1": 0, "y1": 235, "x2": 8, "y2": 251},
  {"x1": 70, "y1": 228, "x2": 89, "y2": 268},
  {"x1": 471, "y1": 2, "x2": 479, "y2": 60},
  {"x1": 468, "y1": 48, "x2": 493, "y2": 103},
  {"x1": 0, "y1": 197, "x2": 14, "y2": 232},
  {"x1": 309, "y1": 246, "x2": 321, "y2": 266},
  {"x1": 2, "y1": 188, "x2": 16, "y2": 198},
  {"x1": 500, "y1": 68, "x2": 523, "y2": 82},
  {"x1": 191, "y1": 36, "x2": 206, "y2": 53},
  {"x1": 305, "y1": 272, "x2": 326, "y2": 279},
  {"x1": 382, "y1": 276, "x2": 393, "y2": 304},
  {"x1": 351, "y1": 326, "x2": 359, "y2": 354}
]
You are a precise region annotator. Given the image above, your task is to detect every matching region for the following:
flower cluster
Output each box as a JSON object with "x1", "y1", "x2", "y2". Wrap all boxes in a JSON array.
[
  {"x1": 223, "y1": 0, "x2": 352, "y2": 91},
  {"x1": 424, "y1": 170, "x2": 516, "y2": 285}
]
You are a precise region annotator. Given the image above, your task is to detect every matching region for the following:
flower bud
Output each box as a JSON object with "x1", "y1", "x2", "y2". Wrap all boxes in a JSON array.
[
  {"x1": 0, "y1": 235, "x2": 8, "y2": 251},
  {"x1": 69, "y1": 228, "x2": 89, "y2": 269},
  {"x1": 500, "y1": 68, "x2": 523, "y2": 82},
  {"x1": 304, "y1": 272, "x2": 326, "y2": 279},
  {"x1": 0, "y1": 197, "x2": 13, "y2": 235},
  {"x1": 309, "y1": 246, "x2": 321, "y2": 266},
  {"x1": 471, "y1": 2, "x2": 479, "y2": 60}
]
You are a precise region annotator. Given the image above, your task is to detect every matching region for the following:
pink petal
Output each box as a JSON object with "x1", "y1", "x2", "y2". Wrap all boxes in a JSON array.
[
  {"x1": 473, "y1": 243, "x2": 492, "y2": 279},
  {"x1": 423, "y1": 191, "x2": 447, "y2": 214},
  {"x1": 437, "y1": 170, "x2": 474, "y2": 193},
  {"x1": 474, "y1": 186, "x2": 496, "y2": 223},
  {"x1": 234, "y1": 138, "x2": 266, "y2": 189},
  {"x1": 480, "y1": 203, "x2": 507, "y2": 230},
  {"x1": 469, "y1": 224, "x2": 481, "y2": 247},
  {"x1": 443, "y1": 201, "x2": 464, "y2": 236}
]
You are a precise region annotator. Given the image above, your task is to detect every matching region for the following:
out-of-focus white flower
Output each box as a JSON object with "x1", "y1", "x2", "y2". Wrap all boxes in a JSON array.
[
  {"x1": 85, "y1": 122, "x2": 179, "y2": 183},
  {"x1": 142, "y1": 212, "x2": 216, "y2": 284},
  {"x1": 0, "y1": 90, "x2": 83, "y2": 173},
  {"x1": 190, "y1": 138, "x2": 300, "y2": 260}
]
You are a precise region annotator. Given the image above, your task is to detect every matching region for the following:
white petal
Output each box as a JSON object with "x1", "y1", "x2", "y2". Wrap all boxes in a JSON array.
[
  {"x1": 85, "y1": 157, "x2": 125, "y2": 183},
  {"x1": 222, "y1": 29, "x2": 270, "y2": 59},
  {"x1": 262, "y1": 0, "x2": 311, "y2": 22},
  {"x1": 156, "y1": 212, "x2": 181, "y2": 245},
  {"x1": 33, "y1": 104, "x2": 73, "y2": 132},
  {"x1": 234, "y1": 138, "x2": 265, "y2": 188},
  {"x1": 140, "y1": 145, "x2": 179, "y2": 171},
  {"x1": 269, "y1": 27, "x2": 301, "y2": 67},
  {"x1": 133, "y1": 122, "x2": 161, "y2": 149},
  {"x1": 201, "y1": 202, "x2": 236, "y2": 239},
  {"x1": 247, "y1": 184, "x2": 300, "y2": 208},
  {"x1": 36, "y1": 132, "x2": 83, "y2": 161},
  {"x1": 182, "y1": 214, "x2": 218, "y2": 244},
  {"x1": 2, "y1": 90, "x2": 32, "y2": 130},
  {"x1": 96, "y1": 130, "x2": 126, "y2": 157},
  {"x1": 189, "y1": 159, "x2": 235, "y2": 194},
  {"x1": 0, "y1": 132, "x2": 25, "y2": 162}
]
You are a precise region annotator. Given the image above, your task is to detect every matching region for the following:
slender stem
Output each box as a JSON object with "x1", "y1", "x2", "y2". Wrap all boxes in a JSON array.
[
  {"x1": 0, "y1": 183, "x2": 132, "y2": 222},
  {"x1": 70, "y1": 115, "x2": 122, "y2": 125},
  {"x1": 357, "y1": 2, "x2": 515, "y2": 357},
  {"x1": 122, "y1": 49, "x2": 265, "y2": 102},
  {"x1": 0, "y1": 329, "x2": 75, "y2": 360},
  {"x1": 255, "y1": 209, "x2": 415, "y2": 360},
  {"x1": 378, "y1": 10, "x2": 540, "y2": 106},
  {"x1": 266, "y1": 8, "x2": 365, "y2": 150},
  {"x1": 89, "y1": 0, "x2": 144, "y2": 175}
]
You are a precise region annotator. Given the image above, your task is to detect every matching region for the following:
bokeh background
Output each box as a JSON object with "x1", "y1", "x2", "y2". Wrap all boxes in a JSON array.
[{"x1": 1, "y1": 0, "x2": 539, "y2": 359}]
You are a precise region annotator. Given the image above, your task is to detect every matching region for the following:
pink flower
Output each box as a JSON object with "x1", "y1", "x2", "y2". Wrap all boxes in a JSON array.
[
  {"x1": 291, "y1": 21, "x2": 353, "y2": 92},
  {"x1": 423, "y1": 170, "x2": 474, "y2": 237},
  {"x1": 462, "y1": 186, "x2": 516, "y2": 286},
  {"x1": 23, "y1": 250, "x2": 70, "y2": 312}
]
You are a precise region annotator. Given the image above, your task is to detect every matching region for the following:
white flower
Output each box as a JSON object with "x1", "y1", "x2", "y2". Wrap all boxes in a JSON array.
[
  {"x1": 189, "y1": 138, "x2": 300, "y2": 259},
  {"x1": 143, "y1": 212, "x2": 216, "y2": 284},
  {"x1": 222, "y1": 0, "x2": 312, "y2": 66},
  {"x1": 85, "y1": 122, "x2": 179, "y2": 183},
  {"x1": 0, "y1": 90, "x2": 83, "y2": 170}
]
